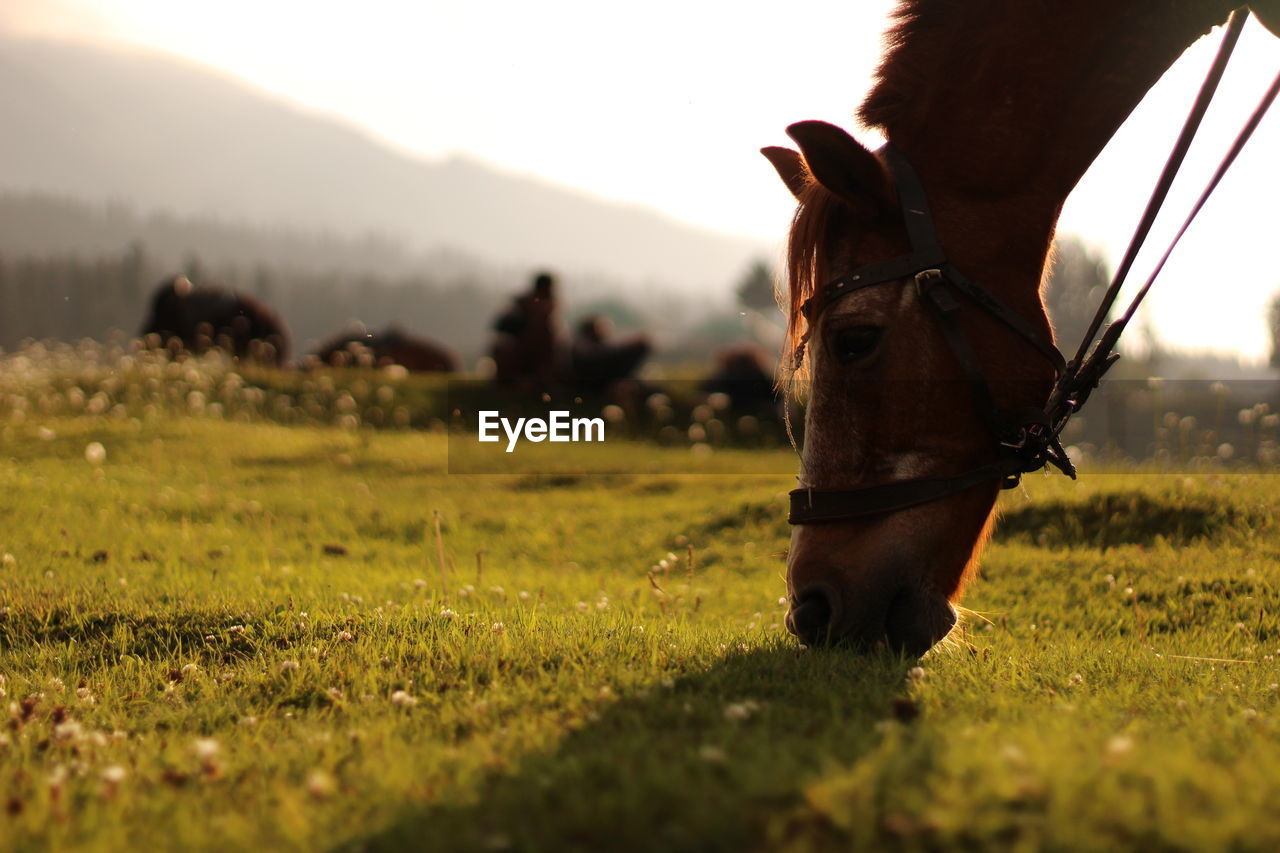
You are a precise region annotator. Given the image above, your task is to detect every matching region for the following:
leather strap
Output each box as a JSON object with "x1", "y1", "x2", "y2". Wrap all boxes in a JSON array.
[{"x1": 789, "y1": 457, "x2": 1027, "y2": 524}]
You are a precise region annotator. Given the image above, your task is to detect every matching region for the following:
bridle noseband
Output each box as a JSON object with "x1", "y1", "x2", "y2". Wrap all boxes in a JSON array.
[{"x1": 788, "y1": 146, "x2": 1083, "y2": 525}]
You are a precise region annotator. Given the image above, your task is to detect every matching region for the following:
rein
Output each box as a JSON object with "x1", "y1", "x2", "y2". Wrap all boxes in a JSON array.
[{"x1": 789, "y1": 8, "x2": 1279, "y2": 525}]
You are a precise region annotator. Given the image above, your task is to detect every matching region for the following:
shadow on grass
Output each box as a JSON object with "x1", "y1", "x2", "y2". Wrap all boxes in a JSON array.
[
  {"x1": 996, "y1": 490, "x2": 1248, "y2": 549},
  {"x1": 342, "y1": 645, "x2": 913, "y2": 853}
]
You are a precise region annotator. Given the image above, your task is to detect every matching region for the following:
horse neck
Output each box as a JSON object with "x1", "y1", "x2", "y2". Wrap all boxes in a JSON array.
[{"x1": 867, "y1": 0, "x2": 1240, "y2": 310}]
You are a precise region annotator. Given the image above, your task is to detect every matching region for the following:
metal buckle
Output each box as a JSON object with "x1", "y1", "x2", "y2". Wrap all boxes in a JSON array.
[{"x1": 913, "y1": 268, "x2": 944, "y2": 295}]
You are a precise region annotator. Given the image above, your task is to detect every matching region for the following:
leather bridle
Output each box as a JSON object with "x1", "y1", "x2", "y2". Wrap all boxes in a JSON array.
[
  {"x1": 788, "y1": 8, "x2": 1279, "y2": 525},
  {"x1": 787, "y1": 146, "x2": 1078, "y2": 525}
]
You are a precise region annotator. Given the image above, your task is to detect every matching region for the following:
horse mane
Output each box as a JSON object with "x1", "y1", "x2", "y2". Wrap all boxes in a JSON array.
[{"x1": 859, "y1": 0, "x2": 1013, "y2": 134}]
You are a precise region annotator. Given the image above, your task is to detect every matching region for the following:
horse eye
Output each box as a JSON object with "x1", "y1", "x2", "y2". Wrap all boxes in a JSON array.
[{"x1": 831, "y1": 325, "x2": 884, "y2": 365}]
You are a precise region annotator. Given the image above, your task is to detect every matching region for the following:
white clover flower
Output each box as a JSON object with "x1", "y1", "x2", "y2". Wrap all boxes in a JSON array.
[
  {"x1": 47, "y1": 765, "x2": 68, "y2": 789},
  {"x1": 100, "y1": 765, "x2": 127, "y2": 785},
  {"x1": 439, "y1": 608, "x2": 456, "y2": 619},
  {"x1": 491, "y1": 622, "x2": 506, "y2": 634},
  {"x1": 1, "y1": 554, "x2": 14, "y2": 567},
  {"x1": 52, "y1": 721, "x2": 83, "y2": 742},
  {"x1": 1105, "y1": 734, "x2": 1134, "y2": 760},
  {"x1": 723, "y1": 703, "x2": 752, "y2": 721},
  {"x1": 518, "y1": 591, "x2": 530, "y2": 601},
  {"x1": 336, "y1": 631, "x2": 354, "y2": 642},
  {"x1": 907, "y1": 667, "x2": 927, "y2": 682},
  {"x1": 306, "y1": 769, "x2": 337, "y2": 799},
  {"x1": 181, "y1": 663, "x2": 199, "y2": 675},
  {"x1": 75, "y1": 687, "x2": 95, "y2": 705},
  {"x1": 84, "y1": 442, "x2": 106, "y2": 464},
  {"x1": 193, "y1": 738, "x2": 220, "y2": 761},
  {"x1": 413, "y1": 578, "x2": 427, "y2": 588},
  {"x1": 390, "y1": 690, "x2": 417, "y2": 708},
  {"x1": 280, "y1": 660, "x2": 300, "y2": 673},
  {"x1": 698, "y1": 745, "x2": 726, "y2": 763}
]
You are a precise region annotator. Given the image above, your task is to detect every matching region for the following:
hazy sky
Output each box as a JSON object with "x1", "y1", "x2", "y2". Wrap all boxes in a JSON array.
[{"x1": 5, "y1": 0, "x2": 1280, "y2": 360}]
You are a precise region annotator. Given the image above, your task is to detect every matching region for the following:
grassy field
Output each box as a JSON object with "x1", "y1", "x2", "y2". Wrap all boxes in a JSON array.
[{"x1": 1, "y1": 413, "x2": 1279, "y2": 852}]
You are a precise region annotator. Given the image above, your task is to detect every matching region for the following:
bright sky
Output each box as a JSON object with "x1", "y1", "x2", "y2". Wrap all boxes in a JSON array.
[{"x1": 5, "y1": 0, "x2": 1280, "y2": 361}]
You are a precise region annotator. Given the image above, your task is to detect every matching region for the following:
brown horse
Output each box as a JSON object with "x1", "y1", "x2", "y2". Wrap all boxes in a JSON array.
[
  {"x1": 766, "y1": 1, "x2": 1280, "y2": 654},
  {"x1": 141, "y1": 276, "x2": 290, "y2": 366},
  {"x1": 312, "y1": 325, "x2": 459, "y2": 372}
]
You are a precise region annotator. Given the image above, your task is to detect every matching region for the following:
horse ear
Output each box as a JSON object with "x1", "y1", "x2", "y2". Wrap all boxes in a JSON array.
[
  {"x1": 786, "y1": 121, "x2": 890, "y2": 220},
  {"x1": 761, "y1": 146, "x2": 807, "y2": 200}
]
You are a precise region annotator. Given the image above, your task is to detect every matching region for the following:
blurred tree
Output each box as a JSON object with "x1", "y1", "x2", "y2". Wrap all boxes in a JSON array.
[
  {"x1": 1042, "y1": 236, "x2": 1111, "y2": 352},
  {"x1": 735, "y1": 259, "x2": 776, "y2": 312},
  {"x1": 1269, "y1": 291, "x2": 1280, "y2": 368}
]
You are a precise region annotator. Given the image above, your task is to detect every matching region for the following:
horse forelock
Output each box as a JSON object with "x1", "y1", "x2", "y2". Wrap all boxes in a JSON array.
[{"x1": 780, "y1": 179, "x2": 846, "y2": 388}]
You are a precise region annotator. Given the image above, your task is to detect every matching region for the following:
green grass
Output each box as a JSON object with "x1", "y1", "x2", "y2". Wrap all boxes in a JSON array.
[{"x1": 1, "y1": 416, "x2": 1278, "y2": 852}]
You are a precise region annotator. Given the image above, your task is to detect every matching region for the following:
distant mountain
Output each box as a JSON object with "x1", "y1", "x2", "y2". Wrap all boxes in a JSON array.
[{"x1": 0, "y1": 35, "x2": 766, "y2": 293}]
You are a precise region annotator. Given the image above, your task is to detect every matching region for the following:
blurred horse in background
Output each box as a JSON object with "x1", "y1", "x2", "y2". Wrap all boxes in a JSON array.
[
  {"x1": 311, "y1": 324, "x2": 459, "y2": 372},
  {"x1": 701, "y1": 344, "x2": 780, "y2": 420},
  {"x1": 140, "y1": 276, "x2": 290, "y2": 365},
  {"x1": 568, "y1": 314, "x2": 651, "y2": 393}
]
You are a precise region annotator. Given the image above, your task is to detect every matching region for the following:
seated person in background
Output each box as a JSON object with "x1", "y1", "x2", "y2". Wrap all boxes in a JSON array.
[
  {"x1": 568, "y1": 314, "x2": 651, "y2": 393},
  {"x1": 486, "y1": 270, "x2": 563, "y2": 384},
  {"x1": 491, "y1": 272, "x2": 562, "y2": 385}
]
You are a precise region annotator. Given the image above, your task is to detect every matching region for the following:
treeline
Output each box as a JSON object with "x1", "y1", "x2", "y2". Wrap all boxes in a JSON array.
[
  {"x1": 0, "y1": 244, "x2": 508, "y2": 363},
  {"x1": 0, "y1": 244, "x2": 776, "y2": 370}
]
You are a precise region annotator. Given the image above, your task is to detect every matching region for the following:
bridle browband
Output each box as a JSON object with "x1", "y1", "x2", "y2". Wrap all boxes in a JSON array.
[{"x1": 789, "y1": 8, "x2": 1279, "y2": 525}]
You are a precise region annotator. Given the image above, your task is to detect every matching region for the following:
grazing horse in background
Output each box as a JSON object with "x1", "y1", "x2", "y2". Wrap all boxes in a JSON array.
[
  {"x1": 767, "y1": 1, "x2": 1280, "y2": 654},
  {"x1": 312, "y1": 325, "x2": 459, "y2": 372},
  {"x1": 141, "y1": 276, "x2": 290, "y2": 366},
  {"x1": 702, "y1": 344, "x2": 780, "y2": 419},
  {"x1": 568, "y1": 315, "x2": 651, "y2": 393}
]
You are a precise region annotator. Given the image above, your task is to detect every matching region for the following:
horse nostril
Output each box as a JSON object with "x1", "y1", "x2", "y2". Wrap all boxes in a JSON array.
[{"x1": 787, "y1": 586, "x2": 836, "y2": 645}]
